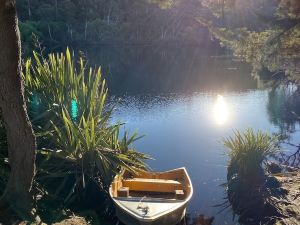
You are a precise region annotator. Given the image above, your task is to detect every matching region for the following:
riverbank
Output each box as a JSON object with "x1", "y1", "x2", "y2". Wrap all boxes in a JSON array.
[
  {"x1": 53, "y1": 216, "x2": 89, "y2": 225},
  {"x1": 273, "y1": 171, "x2": 300, "y2": 225}
]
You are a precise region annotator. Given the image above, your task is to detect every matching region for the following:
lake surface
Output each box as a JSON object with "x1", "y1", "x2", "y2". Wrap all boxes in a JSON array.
[{"x1": 90, "y1": 46, "x2": 300, "y2": 225}]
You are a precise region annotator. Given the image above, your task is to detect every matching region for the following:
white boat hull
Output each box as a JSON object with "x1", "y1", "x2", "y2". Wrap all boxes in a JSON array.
[{"x1": 115, "y1": 203, "x2": 186, "y2": 225}]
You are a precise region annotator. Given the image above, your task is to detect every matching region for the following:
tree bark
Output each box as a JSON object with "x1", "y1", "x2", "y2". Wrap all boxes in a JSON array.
[
  {"x1": 0, "y1": 0, "x2": 36, "y2": 219},
  {"x1": 26, "y1": 0, "x2": 31, "y2": 19}
]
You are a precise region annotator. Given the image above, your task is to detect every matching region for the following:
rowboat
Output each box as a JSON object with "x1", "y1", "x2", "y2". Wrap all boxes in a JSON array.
[{"x1": 109, "y1": 167, "x2": 193, "y2": 225}]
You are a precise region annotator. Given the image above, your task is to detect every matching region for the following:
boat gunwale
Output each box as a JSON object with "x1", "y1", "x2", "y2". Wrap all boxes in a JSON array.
[
  {"x1": 109, "y1": 167, "x2": 193, "y2": 222},
  {"x1": 113, "y1": 196, "x2": 184, "y2": 202}
]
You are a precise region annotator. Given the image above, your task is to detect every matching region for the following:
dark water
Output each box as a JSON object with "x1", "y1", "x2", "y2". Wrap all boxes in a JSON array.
[{"x1": 90, "y1": 46, "x2": 300, "y2": 225}]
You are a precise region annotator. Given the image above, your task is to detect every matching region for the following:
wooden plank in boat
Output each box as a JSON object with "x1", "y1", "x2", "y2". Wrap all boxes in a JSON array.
[
  {"x1": 123, "y1": 178, "x2": 183, "y2": 193},
  {"x1": 175, "y1": 189, "x2": 185, "y2": 200}
]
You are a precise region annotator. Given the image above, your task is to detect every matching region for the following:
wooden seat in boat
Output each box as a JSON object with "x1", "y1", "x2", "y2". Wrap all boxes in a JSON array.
[{"x1": 122, "y1": 178, "x2": 183, "y2": 193}]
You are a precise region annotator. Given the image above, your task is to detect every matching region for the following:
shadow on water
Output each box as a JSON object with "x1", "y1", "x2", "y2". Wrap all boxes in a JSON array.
[
  {"x1": 179, "y1": 214, "x2": 215, "y2": 225},
  {"x1": 85, "y1": 45, "x2": 257, "y2": 95},
  {"x1": 226, "y1": 172, "x2": 288, "y2": 225}
]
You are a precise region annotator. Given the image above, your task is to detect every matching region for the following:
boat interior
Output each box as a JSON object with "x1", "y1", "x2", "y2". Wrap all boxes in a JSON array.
[{"x1": 111, "y1": 168, "x2": 192, "y2": 200}]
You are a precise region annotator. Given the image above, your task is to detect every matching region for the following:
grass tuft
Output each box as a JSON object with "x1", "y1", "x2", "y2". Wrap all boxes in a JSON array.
[{"x1": 224, "y1": 128, "x2": 280, "y2": 179}]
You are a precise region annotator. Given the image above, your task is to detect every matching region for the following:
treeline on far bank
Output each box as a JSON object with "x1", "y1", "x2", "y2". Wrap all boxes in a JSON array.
[{"x1": 17, "y1": 0, "x2": 211, "y2": 54}]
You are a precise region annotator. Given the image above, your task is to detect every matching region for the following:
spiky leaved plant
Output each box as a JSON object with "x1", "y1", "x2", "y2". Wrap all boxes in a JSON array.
[
  {"x1": 224, "y1": 128, "x2": 279, "y2": 181},
  {"x1": 23, "y1": 49, "x2": 150, "y2": 203}
]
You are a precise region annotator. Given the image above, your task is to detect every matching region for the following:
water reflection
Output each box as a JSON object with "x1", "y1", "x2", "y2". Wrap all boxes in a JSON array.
[
  {"x1": 86, "y1": 46, "x2": 256, "y2": 94},
  {"x1": 213, "y1": 95, "x2": 229, "y2": 125},
  {"x1": 267, "y1": 85, "x2": 300, "y2": 135},
  {"x1": 265, "y1": 85, "x2": 300, "y2": 161}
]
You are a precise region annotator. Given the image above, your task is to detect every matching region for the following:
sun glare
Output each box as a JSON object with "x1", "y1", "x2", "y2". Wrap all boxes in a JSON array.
[{"x1": 213, "y1": 95, "x2": 229, "y2": 125}]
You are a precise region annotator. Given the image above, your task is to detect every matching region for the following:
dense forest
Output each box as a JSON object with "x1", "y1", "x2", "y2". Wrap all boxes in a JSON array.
[
  {"x1": 17, "y1": 0, "x2": 300, "y2": 85},
  {"x1": 17, "y1": 0, "x2": 212, "y2": 54}
]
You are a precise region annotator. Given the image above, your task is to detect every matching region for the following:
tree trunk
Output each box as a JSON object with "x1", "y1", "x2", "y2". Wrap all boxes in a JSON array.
[
  {"x1": 221, "y1": 0, "x2": 225, "y2": 20},
  {"x1": 55, "y1": 0, "x2": 58, "y2": 19},
  {"x1": 84, "y1": 19, "x2": 88, "y2": 41},
  {"x1": 0, "y1": 0, "x2": 36, "y2": 219},
  {"x1": 26, "y1": 0, "x2": 31, "y2": 19}
]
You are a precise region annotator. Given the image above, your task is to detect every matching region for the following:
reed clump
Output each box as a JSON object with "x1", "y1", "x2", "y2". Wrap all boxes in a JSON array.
[{"x1": 224, "y1": 129, "x2": 280, "y2": 182}]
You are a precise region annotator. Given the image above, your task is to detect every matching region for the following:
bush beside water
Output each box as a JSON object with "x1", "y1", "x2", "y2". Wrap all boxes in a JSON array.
[
  {"x1": 223, "y1": 129, "x2": 297, "y2": 225},
  {"x1": 3, "y1": 48, "x2": 151, "y2": 222}
]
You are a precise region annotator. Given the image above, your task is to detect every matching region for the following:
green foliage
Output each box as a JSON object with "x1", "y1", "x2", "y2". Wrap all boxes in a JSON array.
[
  {"x1": 146, "y1": 0, "x2": 177, "y2": 9},
  {"x1": 23, "y1": 49, "x2": 150, "y2": 203},
  {"x1": 202, "y1": 0, "x2": 237, "y2": 18},
  {"x1": 199, "y1": 0, "x2": 300, "y2": 84},
  {"x1": 19, "y1": 21, "x2": 43, "y2": 42},
  {"x1": 224, "y1": 129, "x2": 280, "y2": 178},
  {"x1": 276, "y1": 0, "x2": 300, "y2": 20},
  {"x1": 17, "y1": 0, "x2": 206, "y2": 53}
]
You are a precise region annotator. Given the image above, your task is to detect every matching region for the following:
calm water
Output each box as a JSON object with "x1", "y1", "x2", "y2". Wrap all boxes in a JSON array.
[{"x1": 90, "y1": 46, "x2": 300, "y2": 225}]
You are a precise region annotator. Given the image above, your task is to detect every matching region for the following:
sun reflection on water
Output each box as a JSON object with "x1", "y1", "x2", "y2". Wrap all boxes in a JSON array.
[{"x1": 213, "y1": 95, "x2": 229, "y2": 125}]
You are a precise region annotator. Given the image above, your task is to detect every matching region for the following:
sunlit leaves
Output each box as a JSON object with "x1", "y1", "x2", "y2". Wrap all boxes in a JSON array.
[
  {"x1": 202, "y1": 0, "x2": 237, "y2": 18},
  {"x1": 199, "y1": 0, "x2": 300, "y2": 83},
  {"x1": 23, "y1": 49, "x2": 150, "y2": 203},
  {"x1": 147, "y1": 0, "x2": 178, "y2": 9},
  {"x1": 276, "y1": 0, "x2": 300, "y2": 19},
  {"x1": 224, "y1": 129, "x2": 280, "y2": 178}
]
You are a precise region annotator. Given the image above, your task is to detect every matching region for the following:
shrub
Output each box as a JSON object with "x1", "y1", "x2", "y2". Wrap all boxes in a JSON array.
[
  {"x1": 23, "y1": 49, "x2": 150, "y2": 203},
  {"x1": 224, "y1": 128, "x2": 279, "y2": 180}
]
